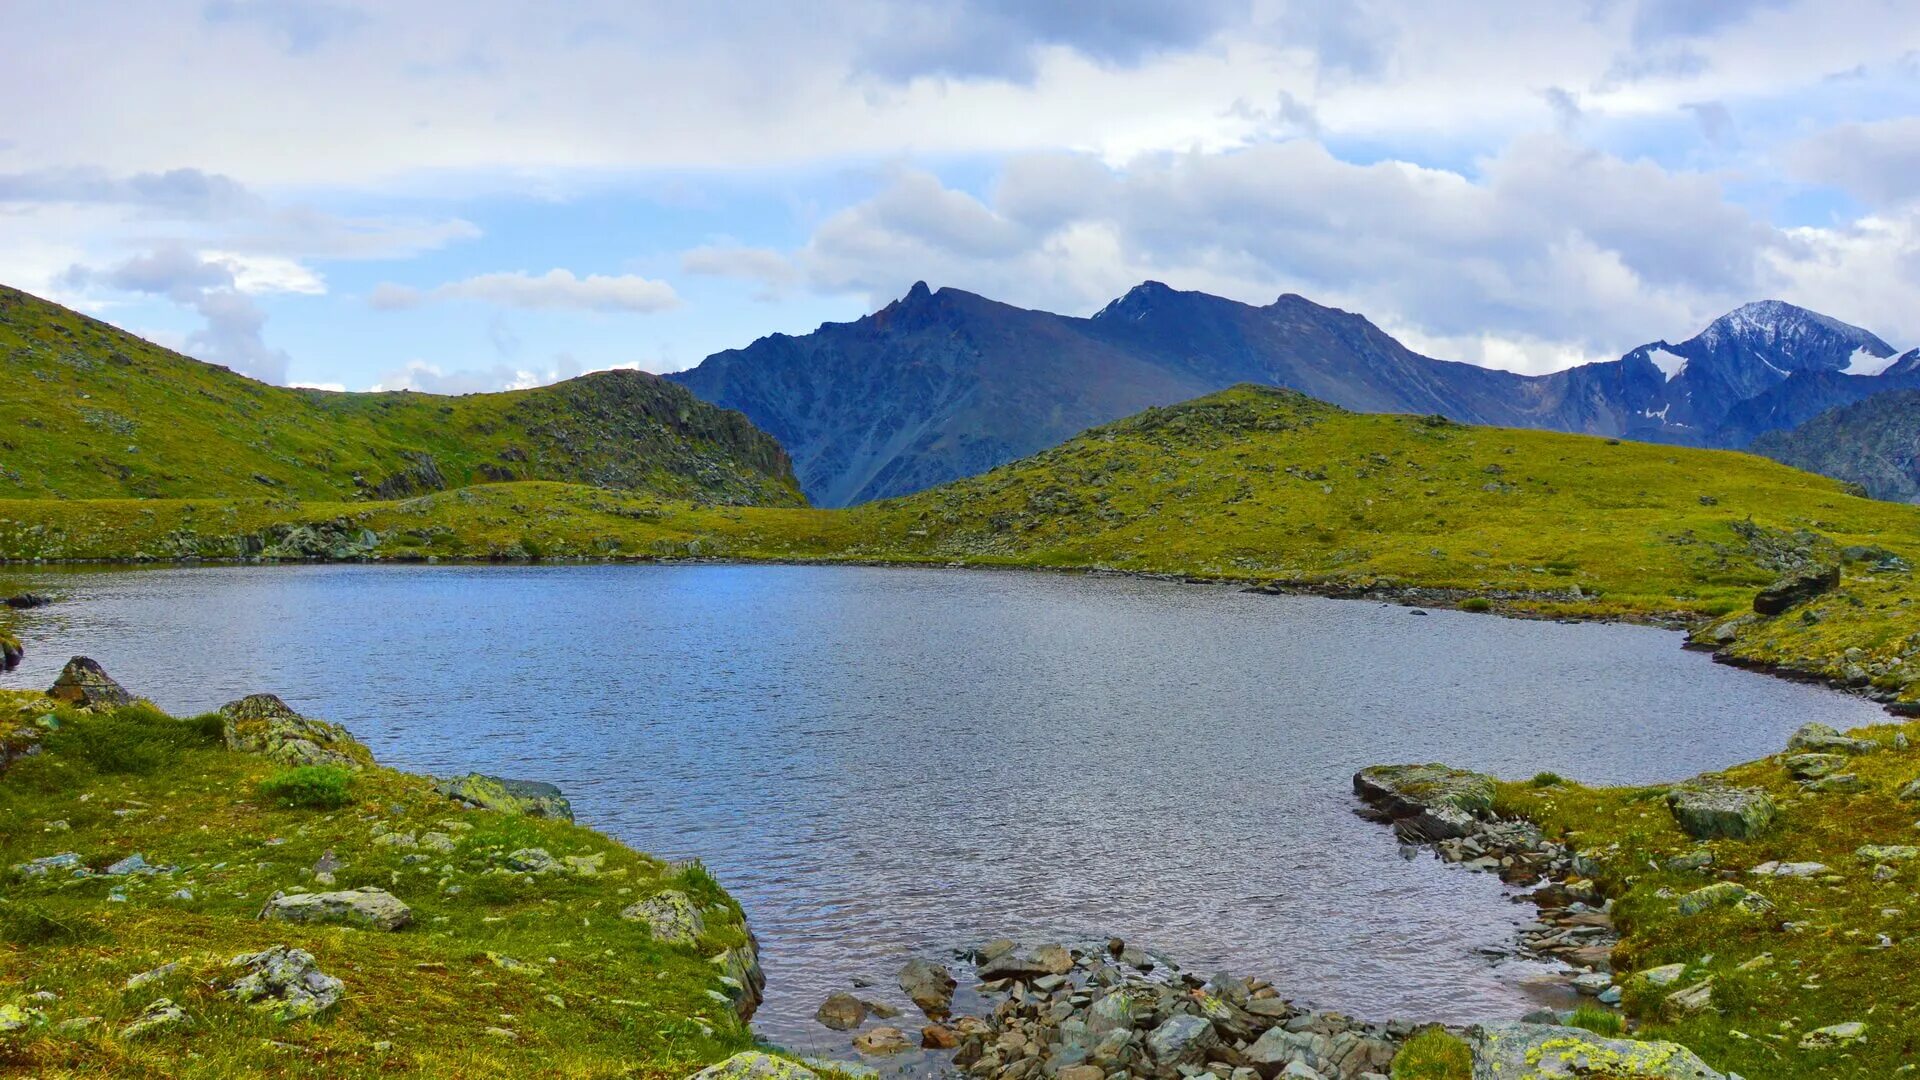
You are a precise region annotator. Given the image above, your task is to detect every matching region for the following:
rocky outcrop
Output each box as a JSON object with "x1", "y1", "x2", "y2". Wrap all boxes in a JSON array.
[
  {"x1": 1665, "y1": 784, "x2": 1776, "y2": 840},
  {"x1": 620, "y1": 889, "x2": 705, "y2": 945},
  {"x1": 1352, "y1": 764, "x2": 1495, "y2": 841},
  {"x1": 434, "y1": 773, "x2": 574, "y2": 821},
  {"x1": 712, "y1": 936, "x2": 765, "y2": 1021},
  {"x1": 1752, "y1": 563, "x2": 1841, "y2": 615},
  {"x1": 226, "y1": 945, "x2": 345, "y2": 1021},
  {"x1": 688, "y1": 1052, "x2": 820, "y2": 1080},
  {"x1": 1785, "y1": 722, "x2": 1877, "y2": 756},
  {"x1": 47, "y1": 656, "x2": 131, "y2": 708},
  {"x1": 219, "y1": 694, "x2": 370, "y2": 768},
  {"x1": 259, "y1": 887, "x2": 412, "y2": 931},
  {"x1": 1466, "y1": 1022, "x2": 1727, "y2": 1079}
]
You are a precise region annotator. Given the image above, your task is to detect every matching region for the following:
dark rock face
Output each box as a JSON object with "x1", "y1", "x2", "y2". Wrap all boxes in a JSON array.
[
  {"x1": 370, "y1": 451, "x2": 446, "y2": 499},
  {"x1": 1753, "y1": 563, "x2": 1841, "y2": 615},
  {"x1": 48, "y1": 656, "x2": 131, "y2": 708},
  {"x1": 670, "y1": 285, "x2": 1911, "y2": 506},
  {"x1": 4, "y1": 593, "x2": 50, "y2": 609}
]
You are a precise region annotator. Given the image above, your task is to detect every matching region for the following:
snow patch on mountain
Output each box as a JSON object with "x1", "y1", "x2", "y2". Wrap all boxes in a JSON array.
[
  {"x1": 1843, "y1": 346, "x2": 1901, "y2": 377},
  {"x1": 1648, "y1": 347, "x2": 1688, "y2": 382}
]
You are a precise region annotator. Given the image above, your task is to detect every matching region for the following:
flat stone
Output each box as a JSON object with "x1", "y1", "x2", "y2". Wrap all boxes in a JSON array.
[
  {"x1": 1352, "y1": 764, "x2": 1495, "y2": 841},
  {"x1": 1785, "y1": 722, "x2": 1877, "y2": 755},
  {"x1": 124, "y1": 962, "x2": 180, "y2": 990},
  {"x1": 1662, "y1": 979, "x2": 1714, "y2": 1018},
  {"x1": 1570, "y1": 972, "x2": 1614, "y2": 996},
  {"x1": 1804, "y1": 773, "x2": 1869, "y2": 793},
  {"x1": 259, "y1": 887, "x2": 412, "y2": 931},
  {"x1": 1468, "y1": 1021, "x2": 1726, "y2": 1079},
  {"x1": 433, "y1": 773, "x2": 573, "y2": 821},
  {"x1": 1856, "y1": 844, "x2": 1918, "y2": 863},
  {"x1": 503, "y1": 847, "x2": 558, "y2": 873},
  {"x1": 1676, "y1": 882, "x2": 1773, "y2": 917},
  {"x1": 852, "y1": 1026, "x2": 911, "y2": 1055},
  {"x1": 689, "y1": 1054, "x2": 820, "y2": 1080},
  {"x1": 620, "y1": 889, "x2": 705, "y2": 945},
  {"x1": 1784, "y1": 753, "x2": 1846, "y2": 780},
  {"x1": 1665, "y1": 785, "x2": 1776, "y2": 840},
  {"x1": 120, "y1": 998, "x2": 188, "y2": 1039},
  {"x1": 1799, "y1": 1021, "x2": 1867, "y2": 1050},
  {"x1": 12, "y1": 852, "x2": 82, "y2": 878},
  {"x1": 977, "y1": 943, "x2": 1074, "y2": 980},
  {"x1": 1749, "y1": 861, "x2": 1829, "y2": 878},
  {"x1": 815, "y1": 991, "x2": 866, "y2": 1031}
]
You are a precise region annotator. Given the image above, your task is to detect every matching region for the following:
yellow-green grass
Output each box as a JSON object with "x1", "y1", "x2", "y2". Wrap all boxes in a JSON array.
[
  {"x1": 4, "y1": 386, "x2": 1918, "y2": 702},
  {"x1": 1389, "y1": 1026, "x2": 1471, "y2": 1079},
  {"x1": 1490, "y1": 717, "x2": 1920, "y2": 1079},
  {"x1": 0, "y1": 690, "x2": 758, "y2": 1079},
  {"x1": 0, "y1": 285, "x2": 801, "y2": 507}
]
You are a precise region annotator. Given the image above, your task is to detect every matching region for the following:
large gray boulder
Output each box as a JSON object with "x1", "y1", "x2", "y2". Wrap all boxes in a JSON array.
[
  {"x1": 48, "y1": 657, "x2": 131, "y2": 709},
  {"x1": 686, "y1": 1052, "x2": 820, "y2": 1080},
  {"x1": 899, "y1": 957, "x2": 956, "y2": 1016},
  {"x1": 1665, "y1": 784, "x2": 1776, "y2": 840},
  {"x1": 620, "y1": 889, "x2": 705, "y2": 945},
  {"x1": 220, "y1": 695, "x2": 369, "y2": 768},
  {"x1": 1785, "y1": 722, "x2": 1877, "y2": 756},
  {"x1": 1468, "y1": 1022, "x2": 1727, "y2": 1079},
  {"x1": 259, "y1": 887, "x2": 412, "y2": 931},
  {"x1": 434, "y1": 773, "x2": 573, "y2": 821},
  {"x1": 1145, "y1": 1014, "x2": 1218, "y2": 1069},
  {"x1": 226, "y1": 945, "x2": 345, "y2": 1021}
]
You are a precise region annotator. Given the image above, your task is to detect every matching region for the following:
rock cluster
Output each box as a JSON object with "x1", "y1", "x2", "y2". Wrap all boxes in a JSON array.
[
  {"x1": 226, "y1": 945, "x2": 345, "y2": 1021},
  {"x1": 219, "y1": 694, "x2": 369, "y2": 768}
]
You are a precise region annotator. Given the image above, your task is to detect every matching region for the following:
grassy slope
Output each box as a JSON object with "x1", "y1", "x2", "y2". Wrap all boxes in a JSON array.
[
  {"x1": 0, "y1": 285, "x2": 802, "y2": 507},
  {"x1": 5, "y1": 385, "x2": 1914, "y2": 702},
  {"x1": 1490, "y1": 717, "x2": 1920, "y2": 1079},
  {"x1": 0, "y1": 691, "x2": 758, "y2": 1079}
]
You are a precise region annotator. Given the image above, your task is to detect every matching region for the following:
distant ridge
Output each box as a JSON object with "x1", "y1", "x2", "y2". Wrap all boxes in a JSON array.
[{"x1": 670, "y1": 281, "x2": 1913, "y2": 506}]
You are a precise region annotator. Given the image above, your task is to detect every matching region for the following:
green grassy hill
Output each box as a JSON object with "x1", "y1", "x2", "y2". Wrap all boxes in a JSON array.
[{"x1": 0, "y1": 286, "x2": 803, "y2": 507}]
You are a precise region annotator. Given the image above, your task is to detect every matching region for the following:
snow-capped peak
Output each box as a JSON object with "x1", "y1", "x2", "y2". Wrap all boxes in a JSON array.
[{"x1": 1694, "y1": 299, "x2": 1894, "y2": 372}]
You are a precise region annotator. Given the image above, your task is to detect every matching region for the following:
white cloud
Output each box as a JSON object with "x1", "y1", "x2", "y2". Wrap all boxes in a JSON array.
[
  {"x1": 60, "y1": 245, "x2": 294, "y2": 382},
  {"x1": 369, "y1": 269, "x2": 680, "y2": 313},
  {"x1": 369, "y1": 353, "x2": 589, "y2": 394}
]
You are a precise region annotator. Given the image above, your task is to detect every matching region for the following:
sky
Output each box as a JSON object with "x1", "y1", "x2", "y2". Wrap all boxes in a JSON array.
[{"x1": 5, "y1": 0, "x2": 1920, "y2": 391}]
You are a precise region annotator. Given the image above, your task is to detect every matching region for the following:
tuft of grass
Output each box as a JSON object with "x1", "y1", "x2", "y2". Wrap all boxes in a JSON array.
[
  {"x1": 1391, "y1": 1026, "x2": 1472, "y2": 1080},
  {"x1": 1565, "y1": 1004, "x2": 1625, "y2": 1037},
  {"x1": 1459, "y1": 596, "x2": 1493, "y2": 613},
  {"x1": 40, "y1": 702, "x2": 220, "y2": 776},
  {"x1": 255, "y1": 764, "x2": 355, "y2": 809},
  {"x1": 1530, "y1": 770, "x2": 1566, "y2": 787},
  {"x1": 0, "y1": 900, "x2": 103, "y2": 946}
]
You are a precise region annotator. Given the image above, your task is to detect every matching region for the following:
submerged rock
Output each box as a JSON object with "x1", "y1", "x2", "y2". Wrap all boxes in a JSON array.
[
  {"x1": 433, "y1": 773, "x2": 573, "y2": 821},
  {"x1": 226, "y1": 945, "x2": 345, "y2": 1021},
  {"x1": 852, "y1": 1026, "x2": 911, "y2": 1055},
  {"x1": 48, "y1": 656, "x2": 131, "y2": 708},
  {"x1": 1468, "y1": 1021, "x2": 1726, "y2": 1079},
  {"x1": 1665, "y1": 784, "x2": 1776, "y2": 840},
  {"x1": 220, "y1": 694, "x2": 369, "y2": 768},
  {"x1": 977, "y1": 942, "x2": 1074, "y2": 981},
  {"x1": 816, "y1": 991, "x2": 866, "y2": 1031},
  {"x1": 620, "y1": 889, "x2": 705, "y2": 945},
  {"x1": 259, "y1": 887, "x2": 412, "y2": 931},
  {"x1": 899, "y1": 957, "x2": 957, "y2": 1016}
]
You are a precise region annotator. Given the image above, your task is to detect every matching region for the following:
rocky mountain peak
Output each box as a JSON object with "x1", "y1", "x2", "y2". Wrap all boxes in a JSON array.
[{"x1": 1694, "y1": 300, "x2": 1893, "y2": 371}]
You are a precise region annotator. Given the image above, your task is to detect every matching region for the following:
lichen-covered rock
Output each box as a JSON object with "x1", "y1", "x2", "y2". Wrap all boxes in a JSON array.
[
  {"x1": 12, "y1": 852, "x2": 82, "y2": 878},
  {"x1": 620, "y1": 889, "x2": 705, "y2": 945},
  {"x1": 433, "y1": 773, "x2": 573, "y2": 821},
  {"x1": 1855, "y1": 844, "x2": 1918, "y2": 863},
  {"x1": 1676, "y1": 882, "x2": 1774, "y2": 917},
  {"x1": 686, "y1": 1052, "x2": 819, "y2": 1080},
  {"x1": 259, "y1": 887, "x2": 412, "y2": 931},
  {"x1": 48, "y1": 656, "x2": 131, "y2": 708},
  {"x1": 1784, "y1": 752, "x2": 1847, "y2": 780},
  {"x1": 226, "y1": 945, "x2": 345, "y2": 1021},
  {"x1": 1353, "y1": 764, "x2": 1495, "y2": 840},
  {"x1": 712, "y1": 936, "x2": 766, "y2": 1021},
  {"x1": 1468, "y1": 1021, "x2": 1727, "y2": 1079},
  {"x1": 219, "y1": 694, "x2": 369, "y2": 768},
  {"x1": 120, "y1": 998, "x2": 189, "y2": 1039},
  {"x1": 898, "y1": 957, "x2": 957, "y2": 1016},
  {"x1": 1799, "y1": 1021, "x2": 1867, "y2": 1050},
  {"x1": 1786, "y1": 722, "x2": 1877, "y2": 755},
  {"x1": 816, "y1": 991, "x2": 866, "y2": 1031},
  {"x1": 0, "y1": 1003, "x2": 42, "y2": 1033},
  {"x1": 1665, "y1": 784, "x2": 1776, "y2": 840},
  {"x1": 1662, "y1": 979, "x2": 1714, "y2": 1018}
]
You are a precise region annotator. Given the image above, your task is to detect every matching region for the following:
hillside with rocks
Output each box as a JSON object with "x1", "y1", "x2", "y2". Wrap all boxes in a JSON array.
[{"x1": 1753, "y1": 389, "x2": 1920, "y2": 503}]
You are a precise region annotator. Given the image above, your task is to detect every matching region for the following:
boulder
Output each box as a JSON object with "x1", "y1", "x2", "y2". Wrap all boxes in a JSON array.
[
  {"x1": 852, "y1": 1026, "x2": 911, "y2": 1055},
  {"x1": 48, "y1": 657, "x2": 131, "y2": 708},
  {"x1": 921, "y1": 1024, "x2": 961, "y2": 1049},
  {"x1": 120, "y1": 998, "x2": 189, "y2": 1039},
  {"x1": 259, "y1": 887, "x2": 412, "y2": 931},
  {"x1": 977, "y1": 943, "x2": 1074, "y2": 980},
  {"x1": 1855, "y1": 844, "x2": 1918, "y2": 863},
  {"x1": 226, "y1": 945, "x2": 345, "y2": 1021},
  {"x1": 1784, "y1": 753, "x2": 1846, "y2": 780},
  {"x1": 1898, "y1": 777, "x2": 1920, "y2": 801},
  {"x1": 815, "y1": 992, "x2": 866, "y2": 1031},
  {"x1": 1352, "y1": 764, "x2": 1495, "y2": 841},
  {"x1": 899, "y1": 957, "x2": 956, "y2": 1016},
  {"x1": 433, "y1": 773, "x2": 573, "y2": 821},
  {"x1": 1632, "y1": 963, "x2": 1688, "y2": 989},
  {"x1": 712, "y1": 939, "x2": 765, "y2": 1021},
  {"x1": 1753, "y1": 563, "x2": 1840, "y2": 615},
  {"x1": 1676, "y1": 882, "x2": 1773, "y2": 917},
  {"x1": 1145, "y1": 1014, "x2": 1218, "y2": 1068},
  {"x1": 219, "y1": 695, "x2": 369, "y2": 768},
  {"x1": 1665, "y1": 784, "x2": 1775, "y2": 840},
  {"x1": 620, "y1": 889, "x2": 705, "y2": 945},
  {"x1": 686, "y1": 1052, "x2": 819, "y2": 1080},
  {"x1": 1467, "y1": 1022, "x2": 1727, "y2": 1079},
  {"x1": 1662, "y1": 979, "x2": 1714, "y2": 1018},
  {"x1": 1785, "y1": 723, "x2": 1877, "y2": 755}
]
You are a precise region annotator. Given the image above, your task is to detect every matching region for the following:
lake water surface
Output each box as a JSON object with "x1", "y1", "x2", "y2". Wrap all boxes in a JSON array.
[{"x1": 0, "y1": 564, "x2": 1885, "y2": 1053}]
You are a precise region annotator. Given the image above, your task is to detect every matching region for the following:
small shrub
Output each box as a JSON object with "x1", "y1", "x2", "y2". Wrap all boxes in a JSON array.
[
  {"x1": 1531, "y1": 771, "x2": 1565, "y2": 787},
  {"x1": 1566, "y1": 1004, "x2": 1624, "y2": 1037},
  {"x1": 44, "y1": 703, "x2": 216, "y2": 775},
  {"x1": 519, "y1": 535, "x2": 544, "y2": 561},
  {"x1": 1459, "y1": 597, "x2": 1492, "y2": 613},
  {"x1": 257, "y1": 765, "x2": 354, "y2": 809},
  {"x1": 1391, "y1": 1026, "x2": 1471, "y2": 1079}
]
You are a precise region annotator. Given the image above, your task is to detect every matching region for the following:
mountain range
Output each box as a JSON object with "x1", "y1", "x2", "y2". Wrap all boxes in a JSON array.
[
  {"x1": 1754, "y1": 389, "x2": 1920, "y2": 503},
  {"x1": 669, "y1": 282, "x2": 1920, "y2": 506}
]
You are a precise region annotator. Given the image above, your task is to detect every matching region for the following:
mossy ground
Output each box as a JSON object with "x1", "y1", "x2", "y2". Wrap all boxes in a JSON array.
[
  {"x1": 1490, "y1": 717, "x2": 1920, "y2": 1078},
  {"x1": 0, "y1": 691, "x2": 758, "y2": 1078},
  {"x1": 6, "y1": 386, "x2": 1919, "y2": 702}
]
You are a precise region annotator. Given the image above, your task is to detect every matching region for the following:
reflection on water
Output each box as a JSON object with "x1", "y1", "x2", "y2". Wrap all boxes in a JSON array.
[{"x1": 1, "y1": 563, "x2": 1885, "y2": 1047}]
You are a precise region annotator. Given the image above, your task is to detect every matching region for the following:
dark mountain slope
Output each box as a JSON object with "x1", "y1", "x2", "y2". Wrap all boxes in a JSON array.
[
  {"x1": 1753, "y1": 389, "x2": 1920, "y2": 503},
  {"x1": 0, "y1": 285, "x2": 802, "y2": 505}
]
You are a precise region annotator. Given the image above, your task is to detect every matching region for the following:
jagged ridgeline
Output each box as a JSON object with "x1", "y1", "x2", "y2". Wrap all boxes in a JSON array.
[{"x1": 0, "y1": 285, "x2": 804, "y2": 507}]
